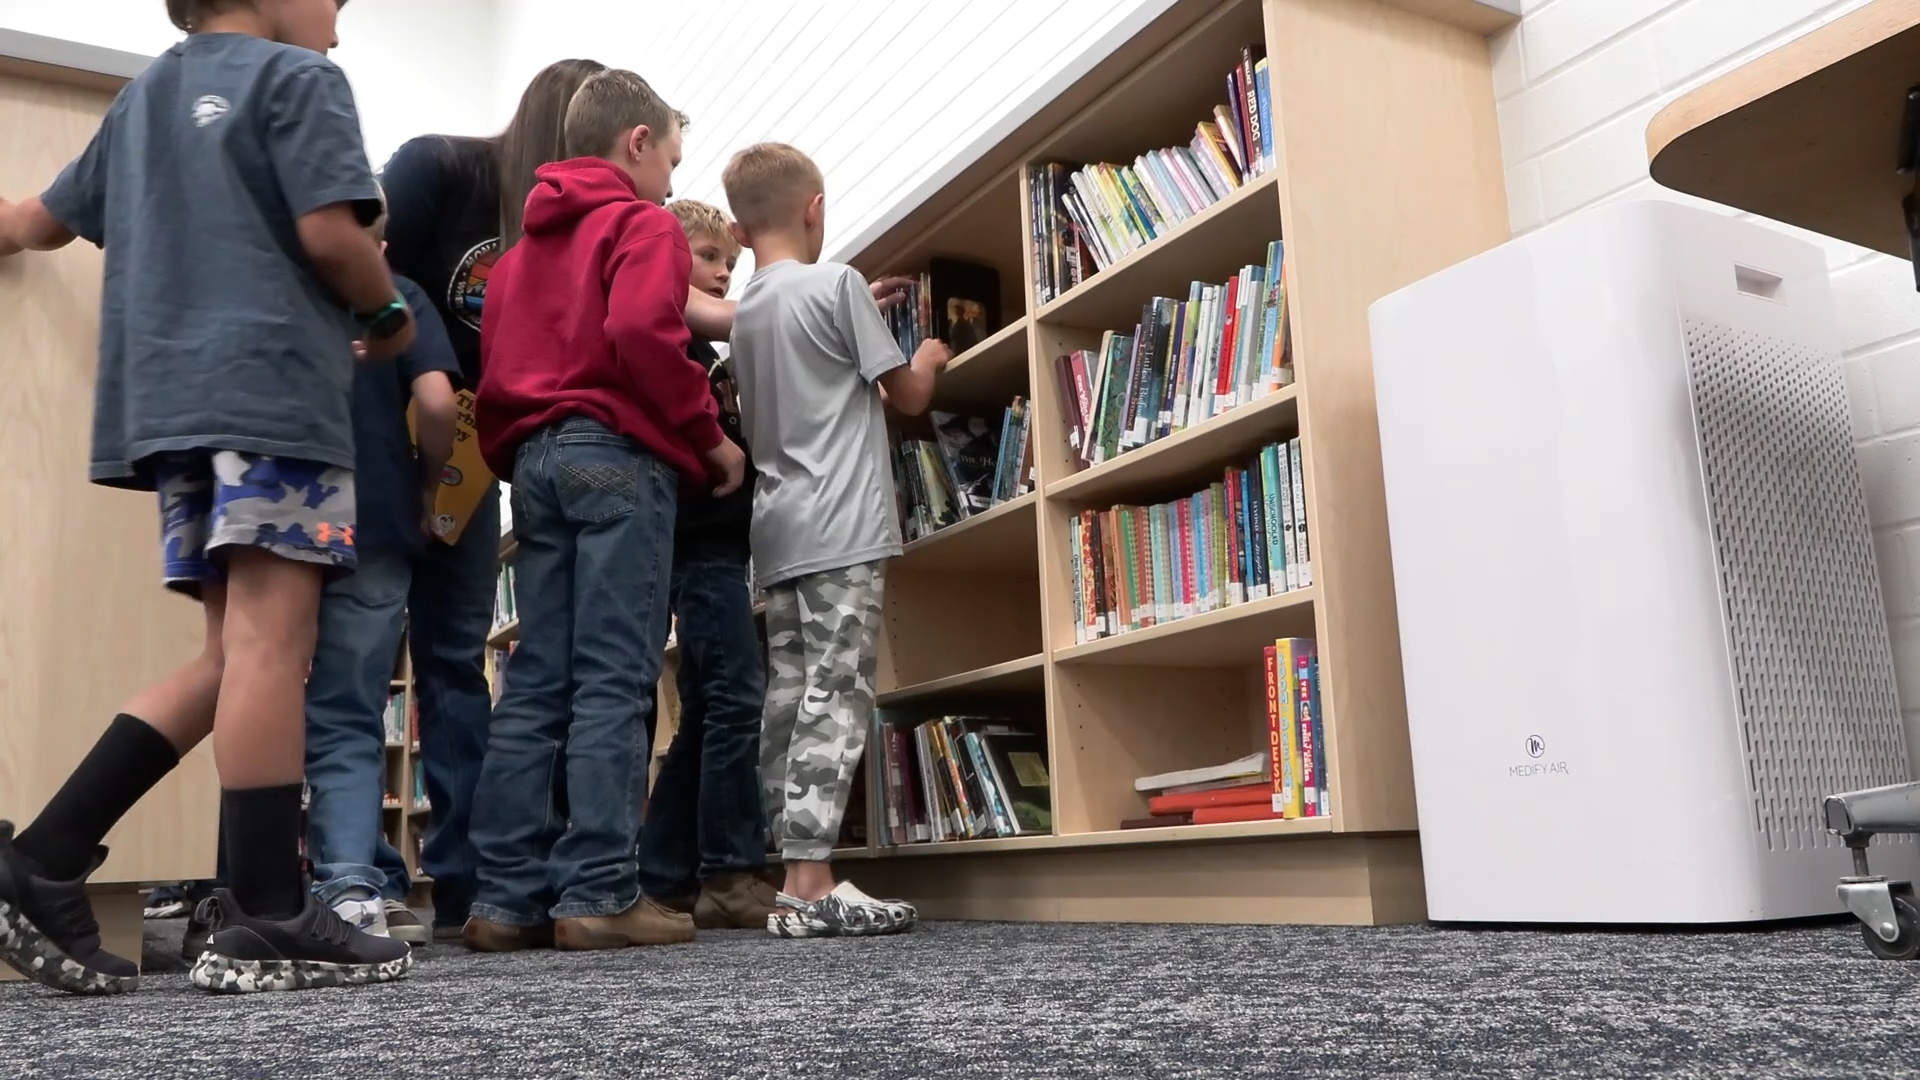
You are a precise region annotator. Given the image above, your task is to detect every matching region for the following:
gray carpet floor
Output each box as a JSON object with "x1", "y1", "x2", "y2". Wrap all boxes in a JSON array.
[{"x1": 0, "y1": 917, "x2": 1915, "y2": 1078}]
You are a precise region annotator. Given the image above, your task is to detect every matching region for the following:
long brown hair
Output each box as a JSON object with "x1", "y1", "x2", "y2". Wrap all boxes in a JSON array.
[{"x1": 496, "y1": 58, "x2": 609, "y2": 247}]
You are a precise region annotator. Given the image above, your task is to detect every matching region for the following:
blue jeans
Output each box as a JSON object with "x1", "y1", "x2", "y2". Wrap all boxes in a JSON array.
[
  {"x1": 304, "y1": 550, "x2": 413, "y2": 905},
  {"x1": 408, "y1": 479, "x2": 500, "y2": 928},
  {"x1": 636, "y1": 552, "x2": 769, "y2": 898},
  {"x1": 469, "y1": 418, "x2": 676, "y2": 925}
]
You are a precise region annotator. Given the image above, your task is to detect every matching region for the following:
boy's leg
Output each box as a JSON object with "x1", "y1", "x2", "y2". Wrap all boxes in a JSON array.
[
  {"x1": 466, "y1": 436, "x2": 573, "y2": 947},
  {"x1": 636, "y1": 566, "x2": 702, "y2": 908},
  {"x1": 301, "y1": 550, "x2": 411, "y2": 937},
  {"x1": 769, "y1": 561, "x2": 912, "y2": 938},
  {"x1": 183, "y1": 453, "x2": 411, "y2": 993},
  {"x1": 758, "y1": 583, "x2": 805, "y2": 847},
  {"x1": 681, "y1": 555, "x2": 774, "y2": 928},
  {"x1": 0, "y1": 580, "x2": 225, "y2": 994},
  {"x1": 546, "y1": 423, "x2": 689, "y2": 949},
  {"x1": 407, "y1": 482, "x2": 498, "y2": 936}
]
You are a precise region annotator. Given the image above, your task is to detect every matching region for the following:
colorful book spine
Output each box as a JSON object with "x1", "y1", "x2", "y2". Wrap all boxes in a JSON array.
[
  {"x1": 1275, "y1": 638, "x2": 1304, "y2": 818},
  {"x1": 1295, "y1": 639, "x2": 1319, "y2": 818},
  {"x1": 1289, "y1": 437, "x2": 1311, "y2": 587}
]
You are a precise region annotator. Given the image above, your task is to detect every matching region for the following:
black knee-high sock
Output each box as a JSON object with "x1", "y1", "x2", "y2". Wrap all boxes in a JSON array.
[
  {"x1": 15, "y1": 714, "x2": 181, "y2": 880},
  {"x1": 222, "y1": 786, "x2": 307, "y2": 921}
]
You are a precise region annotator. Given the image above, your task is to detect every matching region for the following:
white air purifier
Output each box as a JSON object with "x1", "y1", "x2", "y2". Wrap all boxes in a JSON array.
[{"x1": 1368, "y1": 200, "x2": 1918, "y2": 924}]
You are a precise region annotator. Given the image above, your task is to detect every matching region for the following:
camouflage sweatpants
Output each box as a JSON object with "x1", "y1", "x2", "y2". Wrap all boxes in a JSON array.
[{"x1": 760, "y1": 560, "x2": 886, "y2": 862}]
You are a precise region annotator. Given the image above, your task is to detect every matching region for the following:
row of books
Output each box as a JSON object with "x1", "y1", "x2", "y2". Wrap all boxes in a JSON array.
[
  {"x1": 1027, "y1": 44, "x2": 1274, "y2": 305},
  {"x1": 881, "y1": 258, "x2": 1004, "y2": 356},
  {"x1": 493, "y1": 562, "x2": 518, "y2": 631},
  {"x1": 1069, "y1": 440, "x2": 1311, "y2": 643},
  {"x1": 874, "y1": 715, "x2": 1053, "y2": 844},
  {"x1": 383, "y1": 689, "x2": 411, "y2": 747},
  {"x1": 1128, "y1": 638, "x2": 1327, "y2": 828},
  {"x1": 412, "y1": 759, "x2": 429, "y2": 813},
  {"x1": 1055, "y1": 246, "x2": 1291, "y2": 471},
  {"x1": 893, "y1": 402, "x2": 1036, "y2": 543}
]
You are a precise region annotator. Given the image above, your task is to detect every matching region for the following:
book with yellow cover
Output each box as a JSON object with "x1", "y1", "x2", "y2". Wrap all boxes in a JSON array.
[{"x1": 408, "y1": 389, "x2": 494, "y2": 545}]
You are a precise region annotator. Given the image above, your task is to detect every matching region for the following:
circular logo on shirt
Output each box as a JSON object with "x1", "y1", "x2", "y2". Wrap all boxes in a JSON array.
[
  {"x1": 448, "y1": 238, "x2": 502, "y2": 332},
  {"x1": 191, "y1": 95, "x2": 231, "y2": 128}
]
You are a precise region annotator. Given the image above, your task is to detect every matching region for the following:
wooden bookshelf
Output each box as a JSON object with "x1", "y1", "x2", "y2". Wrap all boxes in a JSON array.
[{"x1": 839, "y1": 0, "x2": 1511, "y2": 924}]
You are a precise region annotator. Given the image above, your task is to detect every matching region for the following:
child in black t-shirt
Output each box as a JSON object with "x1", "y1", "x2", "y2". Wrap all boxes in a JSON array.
[
  {"x1": 0, "y1": 0, "x2": 414, "y2": 995},
  {"x1": 635, "y1": 200, "x2": 778, "y2": 928}
]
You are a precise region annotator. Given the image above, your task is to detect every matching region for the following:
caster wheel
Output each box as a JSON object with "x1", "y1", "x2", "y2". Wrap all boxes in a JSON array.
[{"x1": 1861, "y1": 896, "x2": 1920, "y2": 961}]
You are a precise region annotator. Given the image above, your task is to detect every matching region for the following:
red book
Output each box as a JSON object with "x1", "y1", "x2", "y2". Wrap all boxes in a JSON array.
[
  {"x1": 1215, "y1": 274, "x2": 1241, "y2": 406},
  {"x1": 1192, "y1": 803, "x2": 1285, "y2": 825},
  {"x1": 1297, "y1": 642, "x2": 1319, "y2": 818},
  {"x1": 1122, "y1": 814, "x2": 1190, "y2": 830},
  {"x1": 1146, "y1": 781, "x2": 1269, "y2": 816}
]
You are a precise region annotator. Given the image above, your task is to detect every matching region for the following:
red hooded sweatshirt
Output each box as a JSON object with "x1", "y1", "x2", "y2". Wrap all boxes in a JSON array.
[{"x1": 476, "y1": 158, "x2": 724, "y2": 481}]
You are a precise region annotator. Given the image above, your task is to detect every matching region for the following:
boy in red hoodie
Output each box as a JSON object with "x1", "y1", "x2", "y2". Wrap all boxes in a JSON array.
[{"x1": 467, "y1": 69, "x2": 743, "y2": 952}]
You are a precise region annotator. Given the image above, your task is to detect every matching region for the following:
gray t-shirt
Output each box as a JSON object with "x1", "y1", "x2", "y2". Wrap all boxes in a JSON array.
[
  {"x1": 731, "y1": 261, "x2": 907, "y2": 589},
  {"x1": 41, "y1": 32, "x2": 381, "y2": 490}
]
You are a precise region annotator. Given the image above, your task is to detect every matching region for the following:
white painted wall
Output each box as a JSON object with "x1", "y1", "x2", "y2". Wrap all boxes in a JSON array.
[
  {"x1": 491, "y1": 0, "x2": 1173, "y2": 286},
  {"x1": 1492, "y1": 0, "x2": 1920, "y2": 736},
  {"x1": 0, "y1": 0, "x2": 503, "y2": 167}
]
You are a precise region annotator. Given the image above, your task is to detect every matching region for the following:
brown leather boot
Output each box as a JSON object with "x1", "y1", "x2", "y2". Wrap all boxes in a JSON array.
[
  {"x1": 654, "y1": 893, "x2": 696, "y2": 917},
  {"x1": 555, "y1": 897, "x2": 696, "y2": 950},
  {"x1": 463, "y1": 917, "x2": 554, "y2": 953},
  {"x1": 694, "y1": 872, "x2": 780, "y2": 930}
]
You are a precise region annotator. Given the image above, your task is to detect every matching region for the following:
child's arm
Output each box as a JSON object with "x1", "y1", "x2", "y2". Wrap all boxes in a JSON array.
[
  {"x1": 267, "y1": 63, "x2": 412, "y2": 358},
  {"x1": 686, "y1": 287, "x2": 735, "y2": 340},
  {"x1": 608, "y1": 224, "x2": 742, "y2": 496},
  {"x1": 876, "y1": 339, "x2": 953, "y2": 417},
  {"x1": 396, "y1": 287, "x2": 462, "y2": 535},
  {"x1": 410, "y1": 370, "x2": 458, "y2": 534},
  {"x1": 0, "y1": 197, "x2": 77, "y2": 256},
  {"x1": 835, "y1": 267, "x2": 951, "y2": 416}
]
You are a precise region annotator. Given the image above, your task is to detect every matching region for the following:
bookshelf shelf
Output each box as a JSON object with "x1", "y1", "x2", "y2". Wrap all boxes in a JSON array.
[
  {"x1": 877, "y1": 653, "x2": 1046, "y2": 706},
  {"x1": 1056, "y1": 587, "x2": 1317, "y2": 666},
  {"x1": 935, "y1": 317, "x2": 1031, "y2": 412},
  {"x1": 487, "y1": 618, "x2": 519, "y2": 649},
  {"x1": 897, "y1": 491, "x2": 1039, "y2": 575},
  {"x1": 1034, "y1": 171, "x2": 1282, "y2": 332},
  {"x1": 813, "y1": 0, "x2": 1507, "y2": 924},
  {"x1": 1046, "y1": 385, "x2": 1300, "y2": 506}
]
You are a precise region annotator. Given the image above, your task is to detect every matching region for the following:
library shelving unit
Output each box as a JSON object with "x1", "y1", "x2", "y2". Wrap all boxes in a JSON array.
[
  {"x1": 835, "y1": 0, "x2": 1513, "y2": 924},
  {"x1": 381, "y1": 638, "x2": 432, "y2": 887}
]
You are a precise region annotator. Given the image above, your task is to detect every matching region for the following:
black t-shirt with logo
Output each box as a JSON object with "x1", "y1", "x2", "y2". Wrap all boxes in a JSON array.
[
  {"x1": 379, "y1": 135, "x2": 500, "y2": 390},
  {"x1": 676, "y1": 338, "x2": 754, "y2": 560}
]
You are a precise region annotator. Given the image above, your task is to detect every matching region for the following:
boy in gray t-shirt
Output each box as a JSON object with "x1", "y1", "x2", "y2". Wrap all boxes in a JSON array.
[
  {"x1": 0, "y1": 0, "x2": 415, "y2": 995},
  {"x1": 722, "y1": 143, "x2": 950, "y2": 937}
]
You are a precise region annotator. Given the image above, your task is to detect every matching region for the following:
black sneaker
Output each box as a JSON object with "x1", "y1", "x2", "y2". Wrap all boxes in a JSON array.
[
  {"x1": 0, "y1": 822, "x2": 138, "y2": 995},
  {"x1": 180, "y1": 896, "x2": 218, "y2": 964},
  {"x1": 188, "y1": 889, "x2": 413, "y2": 994}
]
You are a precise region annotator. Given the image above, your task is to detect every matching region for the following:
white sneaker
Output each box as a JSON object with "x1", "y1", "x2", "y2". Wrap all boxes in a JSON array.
[{"x1": 329, "y1": 890, "x2": 390, "y2": 938}]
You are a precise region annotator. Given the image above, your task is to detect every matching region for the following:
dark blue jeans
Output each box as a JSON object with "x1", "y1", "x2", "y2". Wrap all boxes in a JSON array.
[
  {"x1": 469, "y1": 418, "x2": 675, "y2": 925},
  {"x1": 304, "y1": 550, "x2": 413, "y2": 905},
  {"x1": 636, "y1": 552, "x2": 769, "y2": 898},
  {"x1": 409, "y1": 479, "x2": 500, "y2": 928}
]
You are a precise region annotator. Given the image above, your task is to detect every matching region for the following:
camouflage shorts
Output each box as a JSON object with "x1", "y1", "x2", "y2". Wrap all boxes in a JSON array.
[
  {"x1": 761, "y1": 560, "x2": 886, "y2": 862},
  {"x1": 153, "y1": 451, "x2": 357, "y2": 597}
]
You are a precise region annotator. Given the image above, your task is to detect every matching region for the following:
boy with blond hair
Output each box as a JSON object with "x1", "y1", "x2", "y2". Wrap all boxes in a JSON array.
[
  {"x1": 468, "y1": 70, "x2": 743, "y2": 952},
  {"x1": 722, "y1": 142, "x2": 951, "y2": 937},
  {"x1": 634, "y1": 199, "x2": 779, "y2": 930}
]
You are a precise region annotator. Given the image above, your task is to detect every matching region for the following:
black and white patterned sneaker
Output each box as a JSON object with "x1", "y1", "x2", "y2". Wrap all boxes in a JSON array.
[
  {"x1": 768, "y1": 881, "x2": 918, "y2": 938},
  {"x1": 0, "y1": 822, "x2": 138, "y2": 995},
  {"x1": 189, "y1": 889, "x2": 412, "y2": 994}
]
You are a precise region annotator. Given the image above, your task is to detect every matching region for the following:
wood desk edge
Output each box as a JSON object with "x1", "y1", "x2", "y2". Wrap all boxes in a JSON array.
[{"x1": 1647, "y1": 0, "x2": 1920, "y2": 180}]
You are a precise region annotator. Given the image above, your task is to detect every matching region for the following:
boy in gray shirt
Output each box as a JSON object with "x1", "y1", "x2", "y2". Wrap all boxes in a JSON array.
[{"x1": 722, "y1": 142, "x2": 950, "y2": 937}]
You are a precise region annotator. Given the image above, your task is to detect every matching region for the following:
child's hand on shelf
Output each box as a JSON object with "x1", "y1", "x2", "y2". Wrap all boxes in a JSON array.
[
  {"x1": 870, "y1": 274, "x2": 914, "y2": 311},
  {"x1": 705, "y1": 438, "x2": 747, "y2": 497},
  {"x1": 914, "y1": 337, "x2": 954, "y2": 374}
]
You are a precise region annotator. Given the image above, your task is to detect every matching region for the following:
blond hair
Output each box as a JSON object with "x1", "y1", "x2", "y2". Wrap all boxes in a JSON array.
[
  {"x1": 666, "y1": 200, "x2": 740, "y2": 255},
  {"x1": 721, "y1": 142, "x2": 824, "y2": 233},
  {"x1": 563, "y1": 69, "x2": 686, "y2": 160}
]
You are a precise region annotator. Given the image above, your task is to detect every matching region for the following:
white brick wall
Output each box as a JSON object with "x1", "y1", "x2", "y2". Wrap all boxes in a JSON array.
[{"x1": 1497, "y1": 0, "x2": 1920, "y2": 753}]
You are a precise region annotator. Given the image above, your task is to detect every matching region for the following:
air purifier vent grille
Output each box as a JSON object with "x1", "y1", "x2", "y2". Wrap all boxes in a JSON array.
[{"x1": 1685, "y1": 319, "x2": 1909, "y2": 853}]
